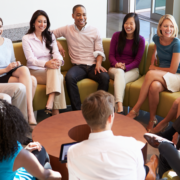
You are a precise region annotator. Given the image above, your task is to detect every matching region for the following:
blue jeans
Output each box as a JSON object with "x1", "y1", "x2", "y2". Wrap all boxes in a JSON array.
[{"x1": 65, "y1": 64, "x2": 110, "y2": 110}]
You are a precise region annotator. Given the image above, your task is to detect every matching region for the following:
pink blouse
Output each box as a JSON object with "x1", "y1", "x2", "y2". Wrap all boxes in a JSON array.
[{"x1": 22, "y1": 33, "x2": 64, "y2": 70}]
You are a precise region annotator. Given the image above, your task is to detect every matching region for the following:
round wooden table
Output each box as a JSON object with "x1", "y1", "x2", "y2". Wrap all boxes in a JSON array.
[{"x1": 32, "y1": 111, "x2": 147, "y2": 180}]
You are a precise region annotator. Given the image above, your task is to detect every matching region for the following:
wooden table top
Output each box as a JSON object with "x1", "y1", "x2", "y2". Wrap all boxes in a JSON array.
[{"x1": 32, "y1": 111, "x2": 147, "y2": 158}]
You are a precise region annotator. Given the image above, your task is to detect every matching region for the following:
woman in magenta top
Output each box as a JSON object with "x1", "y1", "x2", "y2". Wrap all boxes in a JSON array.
[{"x1": 108, "y1": 13, "x2": 145, "y2": 114}]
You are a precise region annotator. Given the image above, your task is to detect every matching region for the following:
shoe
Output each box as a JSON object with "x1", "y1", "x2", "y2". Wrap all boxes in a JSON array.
[
  {"x1": 161, "y1": 122, "x2": 169, "y2": 133},
  {"x1": 117, "y1": 111, "x2": 125, "y2": 115},
  {"x1": 127, "y1": 109, "x2": 139, "y2": 119},
  {"x1": 145, "y1": 155, "x2": 158, "y2": 180},
  {"x1": 144, "y1": 133, "x2": 174, "y2": 148},
  {"x1": 45, "y1": 107, "x2": 52, "y2": 115},
  {"x1": 147, "y1": 117, "x2": 158, "y2": 132}
]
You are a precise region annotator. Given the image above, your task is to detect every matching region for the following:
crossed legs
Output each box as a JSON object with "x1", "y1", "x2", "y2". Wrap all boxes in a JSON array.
[
  {"x1": 127, "y1": 70, "x2": 167, "y2": 130},
  {"x1": 8, "y1": 66, "x2": 37, "y2": 124}
]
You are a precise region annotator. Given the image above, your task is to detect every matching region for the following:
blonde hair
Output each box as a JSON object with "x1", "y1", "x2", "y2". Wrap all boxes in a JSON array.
[{"x1": 157, "y1": 14, "x2": 178, "y2": 37}]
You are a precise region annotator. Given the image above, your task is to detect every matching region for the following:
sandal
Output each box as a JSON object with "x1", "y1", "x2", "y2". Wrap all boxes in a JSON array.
[
  {"x1": 127, "y1": 109, "x2": 139, "y2": 119},
  {"x1": 147, "y1": 116, "x2": 158, "y2": 132},
  {"x1": 45, "y1": 107, "x2": 52, "y2": 115}
]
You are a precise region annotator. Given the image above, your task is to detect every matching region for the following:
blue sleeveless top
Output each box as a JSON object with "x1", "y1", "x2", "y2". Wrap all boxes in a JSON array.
[
  {"x1": 153, "y1": 34, "x2": 180, "y2": 73},
  {"x1": 0, "y1": 141, "x2": 35, "y2": 180}
]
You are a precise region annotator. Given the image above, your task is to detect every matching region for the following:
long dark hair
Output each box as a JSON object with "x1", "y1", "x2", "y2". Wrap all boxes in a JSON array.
[
  {"x1": 0, "y1": 18, "x2": 3, "y2": 25},
  {"x1": 117, "y1": 13, "x2": 140, "y2": 57},
  {"x1": 27, "y1": 10, "x2": 53, "y2": 54},
  {"x1": 0, "y1": 100, "x2": 31, "y2": 161}
]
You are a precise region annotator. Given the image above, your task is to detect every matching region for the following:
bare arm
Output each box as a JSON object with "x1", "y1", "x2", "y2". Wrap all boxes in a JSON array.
[
  {"x1": 151, "y1": 44, "x2": 157, "y2": 65},
  {"x1": 56, "y1": 41, "x2": 65, "y2": 58},
  {"x1": 13, "y1": 149, "x2": 61, "y2": 180},
  {"x1": 149, "y1": 53, "x2": 180, "y2": 74}
]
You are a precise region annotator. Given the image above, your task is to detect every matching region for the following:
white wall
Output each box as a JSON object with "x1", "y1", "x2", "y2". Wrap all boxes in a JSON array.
[{"x1": 1, "y1": 0, "x2": 107, "y2": 37}]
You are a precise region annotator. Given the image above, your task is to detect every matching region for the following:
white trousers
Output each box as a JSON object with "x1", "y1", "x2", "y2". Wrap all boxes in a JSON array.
[
  {"x1": 108, "y1": 68, "x2": 139, "y2": 103},
  {"x1": 0, "y1": 83, "x2": 28, "y2": 121},
  {"x1": 30, "y1": 68, "x2": 66, "y2": 110}
]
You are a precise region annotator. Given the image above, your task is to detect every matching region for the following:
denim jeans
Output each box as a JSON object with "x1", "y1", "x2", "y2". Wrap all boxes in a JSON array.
[
  {"x1": 65, "y1": 64, "x2": 110, "y2": 110},
  {"x1": 158, "y1": 142, "x2": 180, "y2": 178}
]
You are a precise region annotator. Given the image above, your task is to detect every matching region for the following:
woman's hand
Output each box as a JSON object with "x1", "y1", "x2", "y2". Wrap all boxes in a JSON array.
[
  {"x1": 25, "y1": 142, "x2": 42, "y2": 152},
  {"x1": 45, "y1": 59, "x2": 62, "y2": 69},
  {"x1": 5, "y1": 61, "x2": 21, "y2": 72},
  {"x1": 149, "y1": 65, "x2": 156, "y2": 70},
  {"x1": 115, "y1": 62, "x2": 126, "y2": 70}
]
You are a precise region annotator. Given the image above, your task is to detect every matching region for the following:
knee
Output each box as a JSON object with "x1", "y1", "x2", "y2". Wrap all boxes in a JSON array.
[
  {"x1": 173, "y1": 98, "x2": 180, "y2": 108},
  {"x1": 149, "y1": 81, "x2": 162, "y2": 94},
  {"x1": 99, "y1": 72, "x2": 110, "y2": 82},
  {"x1": 31, "y1": 76, "x2": 37, "y2": 88},
  {"x1": 14, "y1": 83, "x2": 26, "y2": 94},
  {"x1": 145, "y1": 70, "x2": 155, "y2": 80},
  {"x1": 18, "y1": 66, "x2": 30, "y2": 75},
  {"x1": 0, "y1": 93, "x2": 11, "y2": 104},
  {"x1": 65, "y1": 71, "x2": 76, "y2": 83}
]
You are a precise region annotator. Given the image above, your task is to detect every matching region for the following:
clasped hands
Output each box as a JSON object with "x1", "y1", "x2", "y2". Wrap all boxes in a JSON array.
[
  {"x1": 115, "y1": 62, "x2": 126, "y2": 70},
  {"x1": 5, "y1": 61, "x2": 21, "y2": 72},
  {"x1": 45, "y1": 59, "x2": 62, "y2": 69},
  {"x1": 149, "y1": 58, "x2": 158, "y2": 70},
  {"x1": 25, "y1": 141, "x2": 42, "y2": 152}
]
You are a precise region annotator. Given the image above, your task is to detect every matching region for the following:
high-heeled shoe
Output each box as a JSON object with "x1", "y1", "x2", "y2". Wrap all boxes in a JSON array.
[
  {"x1": 127, "y1": 109, "x2": 139, "y2": 119},
  {"x1": 147, "y1": 117, "x2": 158, "y2": 132},
  {"x1": 45, "y1": 107, "x2": 52, "y2": 115}
]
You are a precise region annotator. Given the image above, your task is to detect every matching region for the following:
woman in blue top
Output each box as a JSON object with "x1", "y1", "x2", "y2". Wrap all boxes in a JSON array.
[
  {"x1": 127, "y1": 14, "x2": 180, "y2": 132},
  {"x1": 0, "y1": 99, "x2": 61, "y2": 180},
  {"x1": 0, "y1": 17, "x2": 37, "y2": 125}
]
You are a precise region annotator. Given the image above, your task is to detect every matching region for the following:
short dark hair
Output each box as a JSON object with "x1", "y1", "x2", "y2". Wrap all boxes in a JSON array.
[
  {"x1": 72, "y1": 4, "x2": 86, "y2": 14},
  {"x1": 82, "y1": 90, "x2": 114, "y2": 130},
  {"x1": 0, "y1": 100, "x2": 31, "y2": 162},
  {"x1": 0, "y1": 18, "x2": 3, "y2": 25}
]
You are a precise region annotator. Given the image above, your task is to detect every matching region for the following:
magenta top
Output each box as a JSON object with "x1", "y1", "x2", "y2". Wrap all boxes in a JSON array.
[{"x1": 109, "y1": 32, "x2": 145, "y2": 72}]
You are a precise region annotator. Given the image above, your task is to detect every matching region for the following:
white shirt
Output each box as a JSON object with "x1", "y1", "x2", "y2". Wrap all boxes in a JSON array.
[{"x1": 67, "y1": 130, "x2": 146, "y2": 180}]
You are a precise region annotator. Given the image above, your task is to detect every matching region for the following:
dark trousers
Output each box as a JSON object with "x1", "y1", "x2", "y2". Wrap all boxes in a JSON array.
[
  {"x1": 65, "y1": 64, "x2": 110, "y2": 110},
  {"x1": 158, "y1": 142, "x2": 180, "y2": 178},
  {"x1": 158, "y1": 115, "x2": 180, "y2": 178},
  {"x1": 32, "y1": 146, "x2": 51, "y2": 180}
]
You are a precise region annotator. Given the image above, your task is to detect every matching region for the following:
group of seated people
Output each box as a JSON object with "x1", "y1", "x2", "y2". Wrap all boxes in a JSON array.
[{"x1": 1, "y1": 3, "x2": 180, "y2": 180}]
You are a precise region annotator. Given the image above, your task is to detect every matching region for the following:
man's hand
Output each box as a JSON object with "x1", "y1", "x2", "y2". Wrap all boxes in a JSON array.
[
  {"x1": 57, "y1": 41, "x2": 65, "y2": 57},
  {"x1": 25, "y1": 142, "x2": 42, "y2": 152},
  {"x1": 94, "y1": 63, "x2": 107, "y2": 75},
  {"x1": 45, "y1": 59, "x2": 61, "y2": 69}
]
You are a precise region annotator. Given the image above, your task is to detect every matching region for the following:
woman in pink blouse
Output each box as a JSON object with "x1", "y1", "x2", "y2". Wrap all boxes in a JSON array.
[{"x1": 22, "y1": 10, "x2": 66, "y2": 115}]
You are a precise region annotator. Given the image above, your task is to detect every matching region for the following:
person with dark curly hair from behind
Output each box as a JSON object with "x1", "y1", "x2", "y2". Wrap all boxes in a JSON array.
[{"x1": 0, "y1": 100, "x2": 61, "y2": 180}]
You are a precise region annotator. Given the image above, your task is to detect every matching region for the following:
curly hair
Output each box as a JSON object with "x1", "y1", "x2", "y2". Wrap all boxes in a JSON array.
[
  {"x1": 27, "y1": 10, "x2": 53, "y2": 54},
  {"x1": 0, "y1": 100, "x2": 31, "y2": 162}
]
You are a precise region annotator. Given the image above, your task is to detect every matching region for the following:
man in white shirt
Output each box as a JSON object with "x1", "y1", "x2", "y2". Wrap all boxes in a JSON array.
[{"x1": 67, "y1": 90, "x2": 158, "y2": 180}]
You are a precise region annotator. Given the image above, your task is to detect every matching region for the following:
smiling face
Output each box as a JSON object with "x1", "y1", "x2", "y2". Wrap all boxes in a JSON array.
[
  {"x1": 0, "y1": 20, "x2": 3, "y2": 37},
  {"x1": 124, "y1": 17, "x2": 136, "y2": 37},
  {"x1": 160, "y1": 19, "x2": 174, "y2": 38},
  {"x1": 34, "y1": 15, "x2": 47, "y2": 34},
  {"x1": 72, "y1": 6, "x2": 87, "y2": 30}
]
